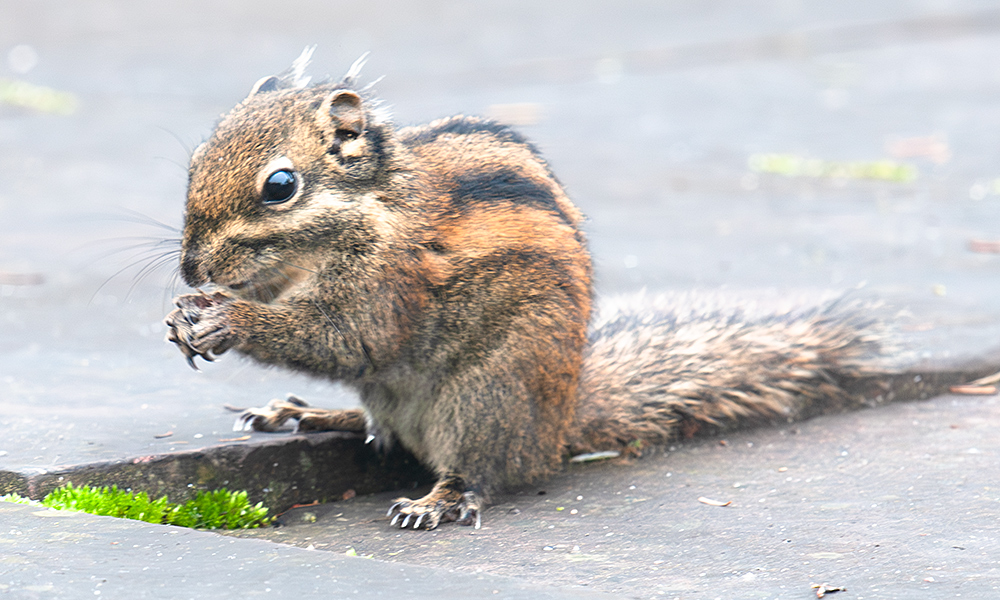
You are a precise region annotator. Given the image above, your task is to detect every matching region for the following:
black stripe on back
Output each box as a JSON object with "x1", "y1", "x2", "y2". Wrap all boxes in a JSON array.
[{"x1": 451, "y1": 167, "x2": 572, "y2": 225}]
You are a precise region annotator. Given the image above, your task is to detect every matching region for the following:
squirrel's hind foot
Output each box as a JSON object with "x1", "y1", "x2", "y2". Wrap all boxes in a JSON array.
[
  {"x1": 231, "y1": 394, "x2": 308, "y2": 432},
  {"x1": 387, "y1": 476, "x2": 481, "y2": 530},
  {"x1": 231, "y1": 395, "x2": 366, "y2": 433}
]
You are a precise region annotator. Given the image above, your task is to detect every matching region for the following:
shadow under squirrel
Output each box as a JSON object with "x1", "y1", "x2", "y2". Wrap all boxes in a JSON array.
[{"x1": 165, "y1": 50, "x2": 996, "y2": 530}]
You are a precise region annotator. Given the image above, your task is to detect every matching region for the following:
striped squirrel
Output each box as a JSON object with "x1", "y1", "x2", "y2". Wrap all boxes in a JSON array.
[{"x1": 165, "y1": 50, "x2": 994, "y2": 530}]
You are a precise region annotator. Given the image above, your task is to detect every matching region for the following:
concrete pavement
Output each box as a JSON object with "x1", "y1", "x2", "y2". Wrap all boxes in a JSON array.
[
  {"x1": 1, "y1": 502, "x2": 613, "y2": 599},
  {"x1": 5, "y1": 0, "x2": 1000, "y2": 598},
  {"x1": 231, "y1": 391, "x2": 1000, "y2": 599}
]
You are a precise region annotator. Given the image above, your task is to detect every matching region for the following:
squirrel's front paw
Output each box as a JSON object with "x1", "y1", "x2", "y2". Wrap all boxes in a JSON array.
[
  {"x1": 387, "y1": 481, "x2": 481, "y2": 530},
  {"x1": 165, "y1": 291, "x2": 238, "y2": 369}
]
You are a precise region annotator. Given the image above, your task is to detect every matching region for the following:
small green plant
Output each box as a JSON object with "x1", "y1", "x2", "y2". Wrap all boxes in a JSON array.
[
  {"x1": 44, "y1": 484, "x2": 173, "y2": 524},
  {"x1": 0, "y1": 492, "x2": 37, "y2": 505},
  {"x1": 27, "y1": 483, "x2": 270, "y2": 529},
  {"x1": 168, "y1": 489, "x2": 270, "y2": 529}
]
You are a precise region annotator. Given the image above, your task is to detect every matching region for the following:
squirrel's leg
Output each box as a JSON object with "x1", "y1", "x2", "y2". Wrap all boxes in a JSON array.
[
  {"x1": 165, "y1": 292, "x2": 373, "y2": 434},
  {"x1": 381, "y1": 349, "x2": 573, "y2": 529},
  {"x1": 387, "y1": 474, "x2": 481, "y2": 530},
  {"x1": 165, "y1": 291, "x2": 372, "y2": 379},
  {"x1": 232, "y1": 395, "x2": 367, "y2": 433}
]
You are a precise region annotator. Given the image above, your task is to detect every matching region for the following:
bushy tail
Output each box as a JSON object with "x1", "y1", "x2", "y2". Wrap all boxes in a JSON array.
[{"x1": 568, "y1": 292, "x2": 998, "y2": 455}]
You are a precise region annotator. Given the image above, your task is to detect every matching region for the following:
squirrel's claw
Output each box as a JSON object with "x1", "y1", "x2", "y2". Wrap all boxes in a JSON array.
[
  {"x1": 164, "y1": 291, "x2": 236, "y2": 369},
  {"x1": 166, "y1": 324, "x2": 211, "y2": 371},
  {"x1": 386, "y1": 489, "x2": 482, "y2": 531},
  {"x1": 231, "y1": 395, "x2": 313, "y2": 432},
  {"x1": 233, "y1": 408, "x2": 282, "y2": 432},
  {"x1": 457, "y1": 502, "x2": 482, "y2": 529}
]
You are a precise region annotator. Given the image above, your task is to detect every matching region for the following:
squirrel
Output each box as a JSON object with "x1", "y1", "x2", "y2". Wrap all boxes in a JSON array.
[{"x1": 164, "y1": 49, "x2": 996, "y2": 530}]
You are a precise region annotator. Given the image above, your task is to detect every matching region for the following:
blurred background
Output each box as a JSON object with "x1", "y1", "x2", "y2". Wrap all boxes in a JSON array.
[{"x1": 4, "y1": 1, "x2": 1000, "y2": 465}]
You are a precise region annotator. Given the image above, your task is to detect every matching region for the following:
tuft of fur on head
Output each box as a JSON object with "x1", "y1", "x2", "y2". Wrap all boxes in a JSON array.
[
  {"x1": 248, "y1": 49, "x2": 391, "y2": 125},
  {"x1": 342, "y1": 52, "x2": 370, "y2": 87},
  {"x1": 288, "y1": 46, "x2": 316, "y2": 88},
  {"x1": 245, "y1": 48, "x2": 378, "y2": 99},
  {"x1": 247, "y1": 46, "x2": 315, "y2": 96}
]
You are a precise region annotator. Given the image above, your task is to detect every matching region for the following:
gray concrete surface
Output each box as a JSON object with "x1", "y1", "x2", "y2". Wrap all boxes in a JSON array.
[
  {"x1": 0, "y1": 502, "x2": 613, "y2": 600},
  {"x1": 231, "y1": 391, "x2": 1000, "y2": 599},
  {"x1": 4, "y1": 0, "x2": 1000, "y2": 598}
]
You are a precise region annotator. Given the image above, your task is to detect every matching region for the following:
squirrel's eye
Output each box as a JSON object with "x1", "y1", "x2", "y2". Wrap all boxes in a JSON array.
[{"x1": 261, "y1": 169, "x2": 298, "y2": 205}]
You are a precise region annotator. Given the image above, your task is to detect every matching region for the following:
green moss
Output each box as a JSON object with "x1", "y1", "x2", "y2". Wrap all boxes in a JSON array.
[
  {"x1": 38, "y1": 483, "x2": 271, "y2": 529},
  {"x1": 168, "y1": 489, "x2": 270, "y2": 529},
  {"x1": 0, "y1": 492, "x2": 38, "y2": 505},
  {"x1": 0, "y1": 78, "x2": 78, "y2": 115},
  {"x1": 748, "y1": 153, "x2": 919, "y2": 183},
  {"x1": 44, "y1": 484, "x2": 172, "y2": 524}
]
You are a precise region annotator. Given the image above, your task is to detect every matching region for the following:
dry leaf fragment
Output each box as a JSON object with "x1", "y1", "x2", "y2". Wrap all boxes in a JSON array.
[
  {"x1": 569, "y1": 450, "x2": 620, "y2": 463},
  {"x1": 153, "y1": 431, "x2": 173, "y2": 439},
  {"x1": 698, "y1": 496, "x2": 732, "y2": 507},
  {"x1": 218, "y1": 435, "x2": 252, "y2": 442},
  {"x1": 0, "y1": 272, "x2": 44, "y2": 286},
  {"x1": 811, "y1": 583, "x2": 847, "y2": 598},
  {"x1": 885, "y1": 134, "x2": 951, "y2": 164},
  {"x1": 970, "y1": 239, "x2": 1000, "y2": 254},
  {"x1": 949, "y1": 385, "x2": 997, "y2": 396},
  {"x1": 970, "y1": 370, "x2": 1000, "y2": 386}
]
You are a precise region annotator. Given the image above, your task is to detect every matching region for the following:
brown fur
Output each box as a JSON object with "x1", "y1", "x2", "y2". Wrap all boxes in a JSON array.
[{"x1": 165, "y1": 56, "x2": 993, "y2": 530}]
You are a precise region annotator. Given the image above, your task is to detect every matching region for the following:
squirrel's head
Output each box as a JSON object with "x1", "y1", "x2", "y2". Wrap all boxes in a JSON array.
[{"x1": 180, "y1": 50, "x2": 401, "y2": 301}]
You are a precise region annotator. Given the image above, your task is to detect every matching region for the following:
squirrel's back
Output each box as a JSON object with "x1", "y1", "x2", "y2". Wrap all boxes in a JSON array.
[{"x1": 398, "y1": 115, "x2": 588, "y2": 255}]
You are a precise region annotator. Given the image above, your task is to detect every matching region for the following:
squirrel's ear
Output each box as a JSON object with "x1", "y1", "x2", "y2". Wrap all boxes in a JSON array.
[
  {"x1": 319, "y1": 89, "x2": 366, "y2": 137},
  {"x1": 246, "y1": 46, "x2": 315, "y2": 99}
]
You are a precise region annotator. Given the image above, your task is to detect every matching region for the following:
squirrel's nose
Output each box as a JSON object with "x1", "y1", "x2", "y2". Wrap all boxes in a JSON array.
[{"x1": 180, "y1": 248, "x2": 208, "y2": 287}]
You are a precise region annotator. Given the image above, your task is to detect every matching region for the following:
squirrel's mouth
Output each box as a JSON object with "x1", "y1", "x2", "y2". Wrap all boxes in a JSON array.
[
  {"x1": 220, "y1": 262, "x2": 313, "y2": 303},
  {"x1": 224, "y1": 276, "x2": 290, "y2": 303}
]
